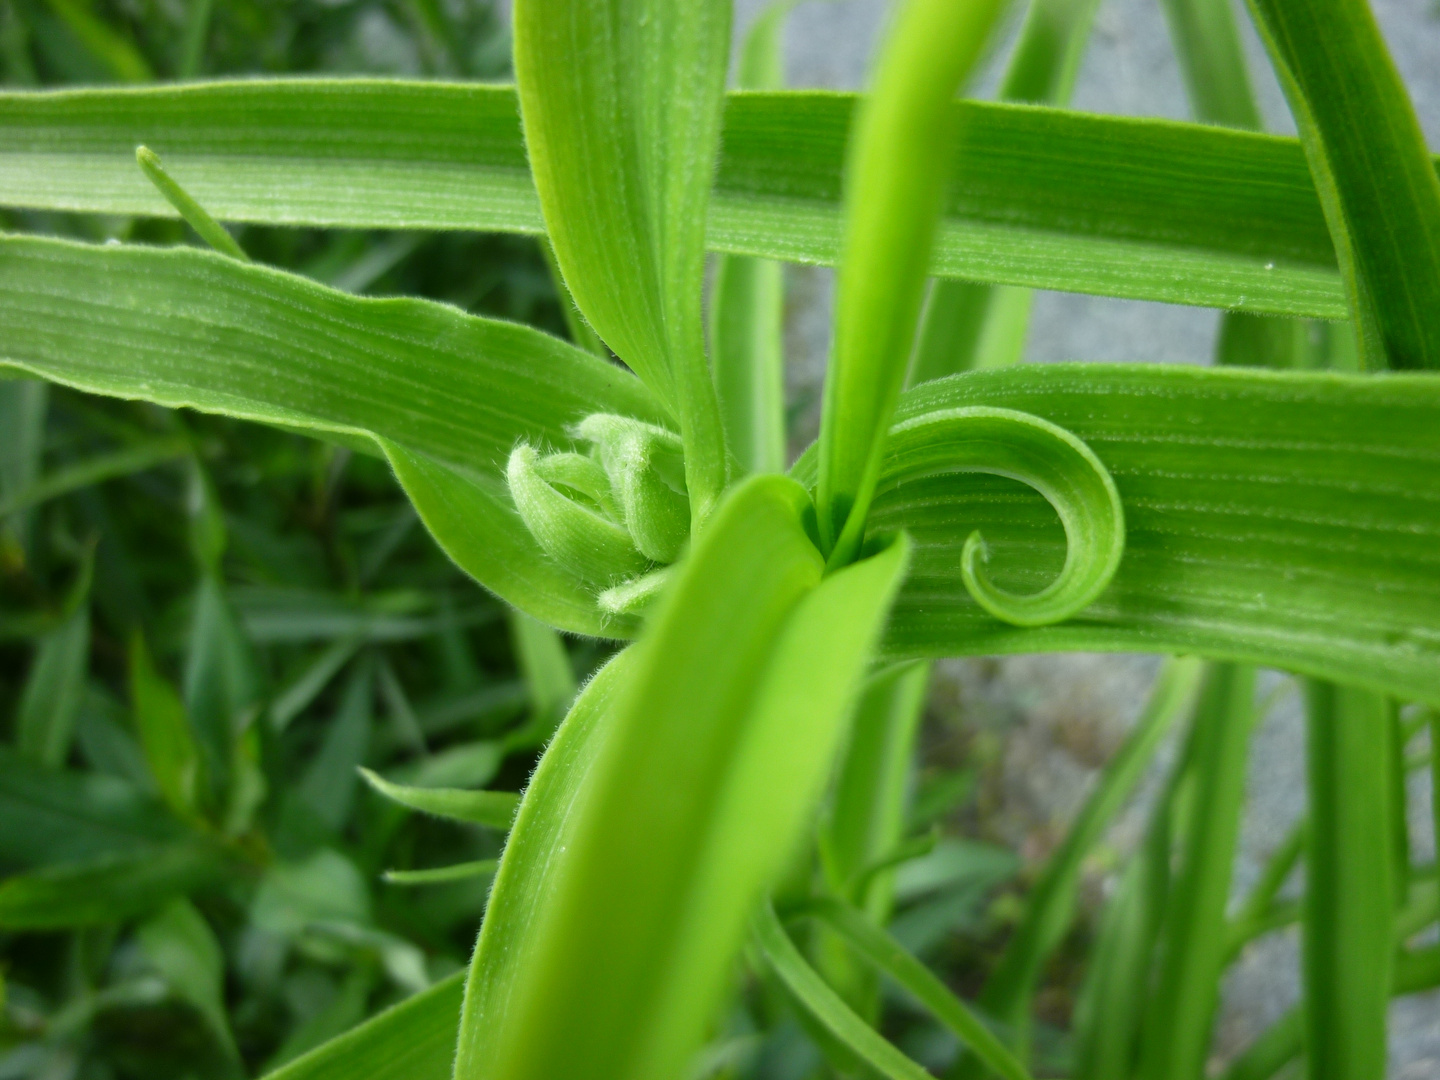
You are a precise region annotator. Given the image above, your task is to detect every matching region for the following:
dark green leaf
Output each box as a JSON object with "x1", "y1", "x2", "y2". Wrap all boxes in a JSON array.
[
  {"x1": 0, "y1": 842, "x2": 223, "y2": 929},
  {"x1": 15, "y1": 602, "x2": 89, "y2": 767},
  {"x1": 129, "y1": 629, "x2": 203, "y2": 820}
]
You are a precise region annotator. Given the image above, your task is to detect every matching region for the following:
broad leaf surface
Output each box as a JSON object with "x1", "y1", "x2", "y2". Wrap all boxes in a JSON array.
[
  {"x1": 8, "y1": 81, "x2": 1440, "y2": 316},
  {"x1": 0, "y1": 234, "x2": 667, "y2": 635},
  {"x1": 459, "y1": 476, "x2": 907, "y2": 1080},
  {"x1": 791, "y1": 364, "x2": 1440, "y2": 703}
]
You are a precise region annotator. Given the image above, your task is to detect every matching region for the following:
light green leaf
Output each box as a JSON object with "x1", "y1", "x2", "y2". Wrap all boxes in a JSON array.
[
  {"x1": 136, "y1": 145, "x2": 248, "y2": 260},
  {"x1": 1160, "y1": 0, "x2": 1262, "y2": 129},
  {"x1": 138, "y1": 897, "x2": 238, "y2": 1060},
  {"x1": 0, "y1": 842, "x2": 223, "y2": 929},
  {"x1": 1245, "y1": 0, "x2": 1440, "y2": 370},
  {"x1": 458, "y1": 476, "x2": 908, "y2": 1080},
  {"x1": 816, "y1": 0, "x2": 1008, "y2": 566},
  {"x1": 0, "y1": 232, "x2": 667, "y2": 636},
  {"x1": 1136, "y1": 663, "x2": 1257, "y2": 1080},
  {"x1": 15, "y1": 601, "x2": 89, "y2": 767},
  {"x1": 261, "y1": 970, "x2": 464, "y2": 1080},
  {"x1": 359, "y1": 767, "x2": 517, "y2": 830},
  {"x1": 1298, "y1": 681, "x2": 1394, "y2": 1080},
  {"x1": 976, "y1": 656, "x2": 1201, "y2": 1046},
  {"x1": 708, "y1": 0, "x2": 794, "y2": 477},
  {"x1": 0, "y1": 80, "x2": 1402, "y2": 317},
  {"x1": 271, "y1": 637, "x2": 363, "y2": 733},
  {"x1": 129, "y1": 629, "x2": 203, "y2": 820},
  {"x1": 251, "y1": 849, "x2": 371, "y2": 940},
  {"x1": 753, "y1": 901, "x2": 934, "y2": 1080},
  {"x1": 513, "y1": 0, "x2": 729, "y2": 517},
  {"x1": 792, "y1": 364, "x2": 1440, "y2": 705}
]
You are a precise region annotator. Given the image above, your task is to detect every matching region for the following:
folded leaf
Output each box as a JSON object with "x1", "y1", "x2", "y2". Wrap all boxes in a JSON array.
[
  {"x1": 10, "y1": 80, "x2": 1435, "y2": 317},
  {"x1": 792, "y1": 364, "x2": 1440, "y2": 704},
  {"x1": 0, "y1": 233, "x2": 667, "y2": 635},
  {"x1": 459, "y1": 476, "x2": 908, "y2": 1080},
  {"x1": 0, "y1": 842, "x2": 224, "y2": 928},
  {"x1": 261, "y1": 970, "x2": 464, "y2": 1080}
]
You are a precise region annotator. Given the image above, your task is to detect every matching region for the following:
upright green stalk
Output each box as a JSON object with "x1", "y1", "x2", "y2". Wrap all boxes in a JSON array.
[
  {"x1": 815, "y1": 0, "x2": 1008, "y2": 566},
  {"x1": 1135, "y1": 663, "x2": 1257, "y2": 1080},
  {"x1": 1298, "y1": 681, "x2": 1394, "y2": 1080},
  {"x1": 709, "y1": 2, "x2": 793, "y2": 475},
  {"x1": 909, "y1": 0, "x2": 1102, "y2": 383}
]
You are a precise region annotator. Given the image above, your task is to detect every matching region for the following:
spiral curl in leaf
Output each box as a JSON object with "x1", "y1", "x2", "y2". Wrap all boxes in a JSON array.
[{"x1": 878, "y1": 407, "x2": 1124, "y2": 626}]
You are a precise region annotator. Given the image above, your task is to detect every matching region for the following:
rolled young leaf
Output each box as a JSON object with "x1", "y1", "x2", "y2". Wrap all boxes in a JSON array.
[
  {"x1": 458, "y1": 476, "x2": 908, "y2": 1080},
  {"x1": 512, "y1": 0, "x2": 729, "y2": 519},
  {"x1": 791, "y1": 364, "x2": 1440, "y2": 706},
  {"x1": 816, "y1": 0, "x2": 1008, "y2": 566}
]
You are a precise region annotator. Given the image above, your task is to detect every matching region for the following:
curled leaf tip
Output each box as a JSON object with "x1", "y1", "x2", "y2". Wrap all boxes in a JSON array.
[
  {"x1": 882, "y1": 407, "x2": 1125, "y2": 627},
  {"x1": 597, "y1": 565, "x2": 675, "y2": 618}
]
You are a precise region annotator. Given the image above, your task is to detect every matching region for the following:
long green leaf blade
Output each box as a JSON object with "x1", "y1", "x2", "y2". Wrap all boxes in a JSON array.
[
  {"x1": 359, "y1": 768, "x2": 517, "y2": 830},
  {"x1": 1136, "y1": 663, "x2": 1257, "y2": 1080},
  {"x1": 5, "y1": 80, "x2": 1424, "y2": 317},
  {"x1": 1246, "y1": 0, "x2": 1440, "y2": 370},
  {"x1": 1298, "y1": 681, "x2": 1393, "y2": 1080}
]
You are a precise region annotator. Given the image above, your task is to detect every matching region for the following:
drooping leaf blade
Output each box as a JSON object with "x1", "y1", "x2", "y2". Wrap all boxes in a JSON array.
[
  {"x1": 359, "y1": 768, "x2": 518, "y2": 830},
  {"x1": 0, "y1": 233, "x2": 667, "y2": 636}
]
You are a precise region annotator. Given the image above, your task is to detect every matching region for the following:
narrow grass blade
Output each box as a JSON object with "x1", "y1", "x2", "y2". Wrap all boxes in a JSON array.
[
  {"x1": 911, "y1": 0, "x2": 1100, "y2": 381},
  {"x1": 129, "y1": 629, "x2": 203, "y2": 821},
  {"x1": 382, "y1": 860, "x2": 498, "y2": 886},
  {"x1": 359, "y1": 768, "x2": 517, "y2": 830},
  {"x1": 260, "y1": 970, "x2": 464, "y2": 1080},
  {"x1": 1225, "y1": 822, "x2": 1304, "y2": 962},
  {"x1": 976, "y1": 656, "x2": 1201, "y2": 1051},
  {"x1": 42, "y1": 0, "x2": 151, "y2": 81},
  {"x1": 513, "y1": 0, "x2": 729, "y2": 517},
  {"x1": 807, "y1": 898, "x2": 1031, "y2": 1080},
  {"x1": 1245, "y1": 0, "x2": 1440, "y2": 370},
  {"x1": 459, "y1": 478, "x2": 907, "y2": 1080},
  {"x1": 1136, "y1": 663, "x2": 1257, "y2": 1080},
  {"x1": 1159, "y1": 0, "x2": 1262, "y2": 129},
  {"x1": 816, "y1": 0, "x2": 1008, "y2": 566},
  {"x1": 16, "y1": 602, "x2": 89, "y2": 767},
  {"x1": 754, "y1": 901, "x2": 934, "y2": 1080},
  {"x1": 271, "y1": 638, "x2": 363, "y2": 733},
  {"x1": 1299, "y1": 681, "x2": 1393, "y2": 1080},
  {"x1": 508, "y1": 609, "x2": 575, "y2": 724},
  {"x1": 0, "y1": 842, "x2": 223, "y2": 928},
  {"x1": 136, "y1": 146, "x2": 247, "y2": 260},
  {"x1": 0, "y1": 439, "x2": 186, "y2": 519},
  {"x1": 297, "y1": 658, "x2": 374, "y2": 832},
  {"x1": 0, "y1": 377, "x2": 46, "y2": 561},
  {"x1": 817, "y1": 660, "x2": 929, "y2": 1015},
  {"x1": 709, "y1": 1, "x2": 792, "y2": 476}
]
